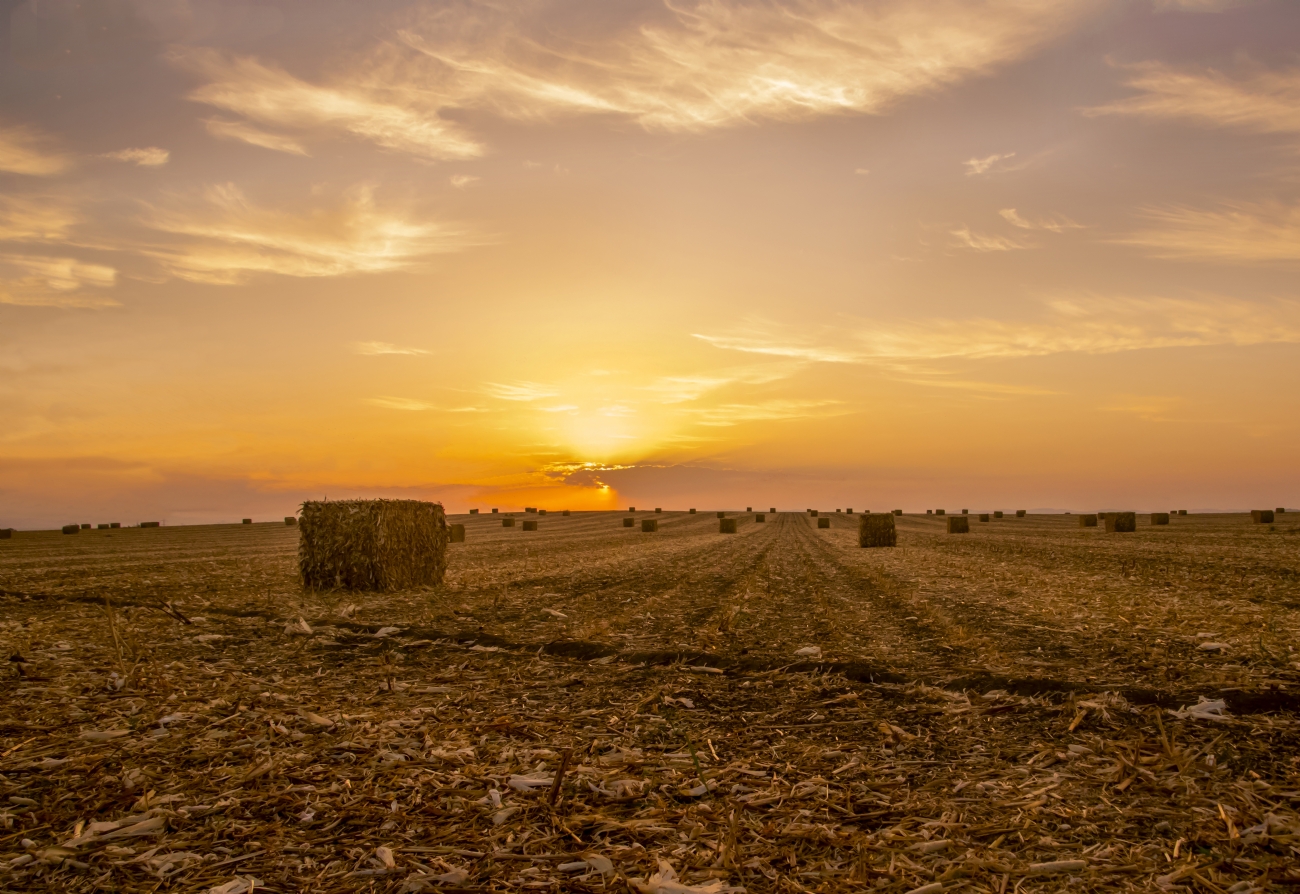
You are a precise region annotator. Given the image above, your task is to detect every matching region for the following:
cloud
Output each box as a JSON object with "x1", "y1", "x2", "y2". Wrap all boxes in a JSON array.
[
  {"x1": 102, "y1": 147, "x2": 170, "y2": 166},
  {"x1": 449, "y1": 174, "x2": 480, "y2": 188},
  {"x1": 999, "y1": 208, "x2": 1083, "y2": 232},
  {"x1": 354, "y1": 341, "x2": 430, "y2": 355},
  {"x1": 1117, "y1": 202, "x2": 1300, "y2": 262},
  {"x1": 177, "y1": 49, "x2": 482, "y2": 160},
  {"x1": 0, "y1": 196, "x2": 80, "y2": 243},
  {"x1": 1086, "y1": 62, "x2": 1300, "y2": 134},
  {"x1": 692, "y1": 332, "x2": 859, "y2": 363},
  {"x1": 0, "y1": 125, "x2": 71, "y2": 176},
  {"x1": 141, "y1": 183, "x2": 473, "y2": 284},
  {"x1": 390, "y1": 0, "x2": 1094, "y2": 133},
  {"x1": 0, "y1": 253, "x2": 118, "y2": 308},
  {"x1": 485, "y1": 381, "x2": 561, "y2": 402},
  {"x1": 690, "y1": 399, "x2": 845, "y2": 426},
  {"x1": 204, "y1": 118, "x2": 310, "y2": 156},
  {"x1": 1151, "y1": 0, "x2": 1257, "y2": 11},
  {"x1": 963, "y1": 151, "x2": 1019, "y2": 175},
  {"x1": 368, "y1": 396, "x2": 489, "y2": 412},
  {"x1": 949, "y1": 226, "x2": 1028, "y2": 252}
]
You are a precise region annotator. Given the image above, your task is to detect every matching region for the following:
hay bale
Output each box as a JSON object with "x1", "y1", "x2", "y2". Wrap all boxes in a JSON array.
[
  {"x1": 522, "y1": 519, "x2": 538, "y2": 531},
  {"x1": 747, "y1": 506, "x2": 753, "y2": 512},
  {"x1": 0, "y1": 528, "x2": 12, "y2": 539},
  {"x1": 1079, "y1": 514, "x2": 1097, "y2": 527},
  {"x1": 299, "y1": 499, "x2": 448, "y2": 592},
  {"x1": 469, "y1": 509, "x2": 479, "y2": 515},
  {"x1": 503, "y1": 517, "x2": 515, "y2": 527},
  {"x1": 993, "y1": 511, "x2": 1003, "y2": 518},
  {"x1": 1277, "y1": 507, "x2": 1286, "y2": 514},
  {"x1": 961, "y1": 509, "x2": 969, "y2": 515},
  {"x1": 628, "y1": 506, "x2": 636, "y2": 512},
  {"x1": 859, "y1": 513, "x2": 896, "y2": 548},
  {"x1": 285, "y1": 516, "x2": 297, "y2": 526},
  {"x1": 141, "y1": 521, "x2": 160, "y2": 528},
  {"x1": 690, "y1": 508, "x2": 696, "y2": 514},
  {"x1": 641, "y1": 519, "x2": 658, "y2": 532},
  {"x1": 242, "y1": 518, "x2": 252, "y2": 525},
  {"x1": 719, "y1": 518, "x2": 737, "y2": 534},
  {"x1": 97, "y1": 523, "x2": 110, "y2": 529},
  {"x1": 492, "y1": 508, "x2": 498, "y2": 513},
  {"x1": 846, "y1": 507, "x2": 852, "y2": 514},
  {"x1": 1151, "y1": 513, "x2": 1170, "y2": 526},
  {"x1": 1252, "y1": 510, "x2": 1275, "y2": 524},
  {"x1": 450, "y1": 523, "x2": 465, "y2": 543},
  {"x1": 947, "y1": 516, "x2": 969, "y2": 533},
  {"x1": 893, "y1": 509, "x2": 902, "y2": 516},
  {"x1": 538, "y1": 509, "x2": 547, "y2": 516},
  {"x1": 810, "y1": 510, "x2": 819, "y2": 517},
  {"x1": 78, "y1": 523, "x2": 89, "y2": 529},
  {"x1": 1178, "y1": 509, "x2": 1186, "y2": 515},
  {"x1": 817, "y1": 517, "x2": 830, "y2": 529},
  {"x1": 1105, "y1": 512, "x2": 1136, "y2": 533},
  {"x1": 769, "y1": 507, "x2": 776, "y2": 513},
  {"x1": 717, "y1": 512, "x2": 726, "y2": 519},
  {"x1": 562, "y1": 510, "x2": 570, "y2": 516},
  {"x1": 1016, "y1": 510, "x2": 1026, "y2": 517},
  {"x1": 62, "y1": 524, "x2": 79, "y2": 534},
  {"x1": 623, "y1": 518, "x2": 634, "y2": 527},
  {"x1": 756, "y1": 513, "x2": 766, "y2": 523},
  {"x1": 526, "y1": 507, "x2": 537, "y2": 513},
  {"x1": 979, "y1": 513, "x2": 990, "y2": 522},
  {"x1": 110, "y1": 523, "x2": 120, "y2": 528},
  {"x1": 655, "y1": 507, "x2": 662, "y2": 513},
  {"x1": 936, "y1": 509, "x2": 945, "y2": 516}
]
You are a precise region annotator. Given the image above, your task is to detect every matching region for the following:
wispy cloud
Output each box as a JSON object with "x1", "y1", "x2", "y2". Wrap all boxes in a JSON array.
[
  {"x1": 999, "y1": 208, "x2": 1083, "y2": 232},
  {"x1": 204, "y1": 118, "x2": 310, "y2": 156},
  {"x1": 1152, "y1": 0, "x2": 1260, "y2": 13},
  {"x1": 0, "y1": 125, "x2": 71, "y2": 176},
  {"x1": 141, "y1": 183, "x2": 473, "y2": 284},
  {"x1": 0, "y1": 253, "x2": 118, "y2": 308},
  {"x1": 449, "y1": 174, "x2": 480, "y2": 188},
  {"x1": 692, "y1": 332, "x2": 860, "y2": 363},
  {"x1": 1086, "y1": 62, "x2": 1300, "y2": 134},
  {"x1": 354, "y1": 341, "x2": 430, "y2": 356},
  {"x1": 102, "y1": 147, "x2": 170, "y2": 166},
  {"x1": 1117, "y1": 202, "x2": 1300, "y2": 262},
  {"x1": 963, "y1": 151, "x2": 1019, "y2": 175},
  {"x1": 691, "y1": 399, "x2": 846, "y2": 426},
  {"x1": 178, "y1": 49, "x2": 482, "y2": 159},
  {"x1": 949, "y1": 226, "x2": 1029, "y2": 252},
  {"x1": 368, "y1": 396, "x2": 488, "y2": 412},
  {"x1": 0, "y1": 196, "x2": 80, "y2": 243},
  {"x1": 485, "y1": 381, "x2": 561, "y2": 402}
]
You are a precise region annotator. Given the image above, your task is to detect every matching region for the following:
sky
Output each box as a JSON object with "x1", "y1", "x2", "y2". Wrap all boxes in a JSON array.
[{"x1": 1, "y1": 0, "x2": 1298, "y2": 527}]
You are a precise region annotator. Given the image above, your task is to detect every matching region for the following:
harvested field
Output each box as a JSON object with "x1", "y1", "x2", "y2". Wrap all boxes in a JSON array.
[{"x1": 2, "y1": 511, "x2": 1300, "y2": 893}]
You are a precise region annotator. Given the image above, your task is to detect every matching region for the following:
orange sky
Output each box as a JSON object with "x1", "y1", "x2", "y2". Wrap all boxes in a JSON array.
[{"x1": 2, "y1": 0, "x2": 1298, "y2": 527}]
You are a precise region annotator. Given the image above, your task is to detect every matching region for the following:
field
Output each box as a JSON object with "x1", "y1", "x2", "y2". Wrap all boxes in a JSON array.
[{"x1": 2, "y1": 510, "x2": 1299, "y2": 893}]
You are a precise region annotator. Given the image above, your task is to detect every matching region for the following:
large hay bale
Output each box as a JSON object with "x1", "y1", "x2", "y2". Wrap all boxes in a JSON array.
[
  {"x1": 623, "y1": 518, "x2": 634, "y2": 527},
  {"x1": 717, "y1": 512, "x2": 726, "y2": 519},
  {"x1": 1276, "y1": 507, "x2": 1286, "y2": 514},
  {"x1": 817, "y1": 517, "x2": 830, "y2": 529},
  {"x1": 538, "y1": 509, "x2": 547, "y2": 516},
  {"x1": 628, "y1": 506, "x2": 636, "y2": 512},
  {"x1": 947, "y1": 516, "x2": 969, "y2": 534},
  {"x1": 0, "y1": 528, "x2": 12, "y2": 539},
  {"x1": 62, "y1": 524, "x2": 79, "y2": 534},
  {"x1": 285, "y1": 516, "x2": 297, "y2": 526},
  {"x1": 769, "y1": 507, "x2": 776, "y2": 513},
  {"x1": 1252, "y1": 510, "x2": 1275, "y2": 524},
  {"x1": 993, "y1": 511, "x2": 1003, "y2": 519},
  {"x1": 746, "y1": 506, "x2": 753, "y2": 512},
  {"x1": 926, "y1": 510, "x2": 932, "y2": 515},
  {"x1": 1178, "y1": 509, "x2": 1186, "y2": 515},
  {"x1": 810, "y1": 510, "x2": 819, "y2": 517},
  {"x1": 522, "y1": 519, "x2": 538, "y2": 531},
  {"x1": 961, "y1": 509, "x2": 969, "y2": 515},
  {"x1": 502, "y1": 517, "x2": 515, "y2": 527},
  {"x1": 859, "y1": 513, "x2": 896, "y2": 548},
  {"x1": 1079, "y1": 514, "x2": 1098, "y2": 527},
  {"x1": 450, "y1": 523, "x2": 465, "y2": 543},
  {"x1": 1015, "y1": 510, "x2": 1026, "y2": 517},
  {"x1": 756, "y1": 513, "x2": 766, "y2": 523},
  {"x1": 690, "y1": 508, "x2": 696, "y2": 514},
  {"x1": 97, "y1": 523, "x2": 110, "y2": 529},
  {"x1": 979, "y1": 513, "x2": 990, "y2": 522},
  {"x1": 299, "y1": 499, "x2": 448, "y2": 592},
  {"x1": 893, "y1": 509, "x2": 902, "y2": 516},
  {"x1": 1151, "y1": 513, "x2": 1170, "y2": 526},
  {"x1": 526, "y1": 507, "x2": 537, "y2": 513},
  {"x1": 141, "y1": 521, "x2": 160, "y2": 528},
  {"x1": 110, "y1": 523, "x2": 120, "y2": 528},
  {"x1": 469, "y1": 508, "x2": 478, "y2": 515},
  {"x1": 492, "y1": 508, "x2": 498, "y2": 513},
  {"x1": 641, "y1": 519, "x2": 658, "y2": 532},
  {"x1": 242, "y1": 518, "x2": 252, "y2": 525},
  {"x1": 1105, "y1": 512, "x2": 1136, "y2": 533},
  {"x1": 562, "y1": 510, "x2": 570, "y2": 516},
  {"x1": 936, "y1": 509, "x2": 946, "y2": 516},
  {"x1": 719, "y1": 518, "x2": 737, "y2": 534},
  {"x1": 655, "y1": 507, "x2": 662, "y2": 513},
  {"x1": 846, "y1": 507, "x2": 853, "y2": 514}
]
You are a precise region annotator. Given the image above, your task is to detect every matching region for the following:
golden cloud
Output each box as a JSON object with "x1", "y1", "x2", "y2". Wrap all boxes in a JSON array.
[
  {"x1": 0, "y1": 196, "x2": 80, "y2": 243},
  {"x1": 102, "y1": 147, "x2": 170, "y2": 166},
  {"x1": 142, "y1": 183, "x2": 474, "y2": 284},
  {"x1": 1087, "y1": 62, "x2": 1300, "y2": 134},
  {"x1": 0, "y1": 253, "x2": 118, "y2": 308},
  {"x1": 0, "y1": 124, "x2": 71, "y2": 176},
  {"x1": 1118, "y1": 202, "x2": 1300, "y2": 262},
  {"x1": 204, "y1": 118, "x2": 310, "y2": 156}
]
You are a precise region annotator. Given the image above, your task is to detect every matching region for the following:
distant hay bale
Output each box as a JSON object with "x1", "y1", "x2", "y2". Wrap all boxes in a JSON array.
[
  {"x1": 769, "y1": 507, "x2": 776, "y2": 513},
  {"x1": 242, "y1": 518, "x2": 252, "y2": 525},
  {"x1": 1276, "y1": 507, "x2": 1286, "y2": 514},
  {"x1": 140, "y1": 521, "x2": 160, "y2": 528},
  {"x1": 110, "y1": 523, "x2": 120, "y2": 528},
  {"x1": 859, "y1": 513, "x2": 896, "y2": 548},
  {"x1": 747, "y1": 507, "x2": 753, "y2": 512},
  {"x1": 0, "y1": 528, "x2": 12, "y2": 539},
  {"x1": 817, "y1": 517, "x2": 830, "y2": 529},
  {"x1": 810, "y1": 510, "x2": 819, "y2": 517},
  {"x1": 562, "y1": 510, "x2": 570, "y2": 516},
  {"x1": 893, "y1": 509, "x2": 902, "y2": 516},
  {"x1": 1178, "y1": 509, "x2": 1186, "y2": 515},
  {"x1": 79, "y1": 523, "x2": 90, "y2": 529},
  {"x1": 62, "y1": 524, "x2": 79, "y2": 534},
  {"x1": 538, "y1": 509, "x2": 547, "y2": 516},
  {"x1": 979, "y1": 514, "x2": 990, "y2": 522},
  {"x1": 623, "y1": 518, "x2": 634, "y2": 527},
  {"x1": 526, "y1": 507, "x2": 537, "y2": 513},
  {"x1": 450, "y1": 523, "x2": 465, "y2": 543},
  {"x1": 1015, "y1": 510, "x2": 1026, "y2": 517},
  {"x1": 936, "y1": 509, "x2": 946, "y2": 516},
  {"x1": 1151, "y1": 513, "x2": 1170, "y2": 526},
  {"x1": 97, "y1": 523, "x2": 110, "y2": 529},
  {"x1": 756, "y1": 513, "x2": 766, "y2": 522},
  {"x1": 655, "y1": 508, "x2": 662, "y2": 513},
  {"x1": 1079, "y1": 514, "x2": 1097, "y2": 527},
  {"x1": 1251, "y1": 510, "x2": 1275, "y2": 524},
  {"x1": 690, "y1": 508, "x2": 696, "y2": 514},
  {"x1": 469, "y1": 509, "x2": 479, "y2": 515},
  {"x1": 926, "y1": 510, "x2": 932, "y2": 515},
  {"x1": 1105, "y1": 512, "x2": 1136, "y2": 533},
  {"x1": 492, "y1": 508, "x2": 498, "y2": 513},
  {"x1": 299, "y1": 499, "x2": 448, "y2": 592},
  {"x1": 522, "y1": 520, "x2": 538, "y2": 531},
  {"x1": 947, "y1": 516, "x2": 969, "y2": 534},
  {"x1": 717, "y1": 512, "x2": 726, "y2": 518},
  {"x1": 285, "y1": 516, "x2": 297, "y2": 526},
  {"x1": 993, "y1": 511, "x2": 1003, "y2": 519},
  {"x1": 503, "y1": 517, "x2": 515, "y2": 527},
  {"x1": 961, "y1": 509, "x2": 968, "y2": 515},
  {"x1": 641, "y1": 519, "x2": 658, "y2": 532},
  {"x1": 836, "y1": 509, "x2": 841, "y2": 514},
  {"x1": 719, "y1": 518, "x2": 738, "y2": 534},
  {"x1": 629, "y1": 506, "x2": 636, "y2": 512}
]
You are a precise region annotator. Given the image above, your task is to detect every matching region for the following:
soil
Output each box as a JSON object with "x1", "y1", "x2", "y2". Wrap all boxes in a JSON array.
[{"x1": 1, "y1": 510, "x2": 1298, "y2": 893}]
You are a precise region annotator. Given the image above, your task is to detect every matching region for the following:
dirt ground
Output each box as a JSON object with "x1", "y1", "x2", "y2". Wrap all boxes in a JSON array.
[{"x1": 2, "y1": 510, "x2": 1299, "y2": 893}]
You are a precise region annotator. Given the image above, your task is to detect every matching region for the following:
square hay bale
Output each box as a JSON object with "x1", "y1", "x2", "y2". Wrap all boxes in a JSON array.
[
  {"x1": 655, "y1": 507, "x2": 662, "y2": 513},
  {"x1": 1016, "y1": 510, "x2": 1026, "y2": 517},
  {"x1": 769, "y1": 507, "x2": 776, "y2": 513},
  {"x1": 503, "y1": 517, "x2": 515, "y2": 527},
  {"x1": 993, "y1": 511, "x2": 1003, "y2": 518},
  {"x1": 300, "y1": 499, "x2": 449, "y2": 592},
  {"x1": 623, "y1": 518, "x2": 634, "y2": 527},
  {"x1": 810, "y1": 510, "x2": 819, "y2": 517},
  {"x1": 97, "y1": 523, "x2": 110, "y2": 529},
  {"x1": 947, "y1": 516, "x2": 969, "y2": 534},
  {"x1": 79, "y1": 523, "x2": 90, "y2": 529},
  {"x1": 1105, "y1": 511, "x2": 1136, "y2": 533},
  {"x1": 1252, "y1": 509, "x2": 1275, "y2": 524},
  {"x1": 242, "y1": 518, "x2": 252, "y2": 525},
  {"x1": 641, "y1": 519, "x2": 658, "y2": 532},
  {"x1": 979, "y1": 513, "x2": 990, "y2": 522},
  {"x1": 961, "y1": 509, "x2": 969, "y2": 514},
  {"x1": 522, "y1": 519, "x2": 538, "y2": 531},
  {"x1": 140, "y1": 521, "x2": 160, "y2": 528},
  {"x1": 1178, "y1": 509, "x2": 1186, "y2": 515},
  {"x1": 450, "y1": 523, "x2": 465, "y2": 543},
  {"x1": 110, "y1": 523, "x2": 120, "y2": 528},
  {"x1": 936, "y1": 509, "x2": 946, "y2": 516},
  {"x1": 526, "y1": 507, "x2": 537, "y2": 513},
  {"x1": 719, "y1": 518, "x2": 737, "y2": 534},
  {"x1": 628, "y1": 506, "x2": 636, "y2": 512},
  {"x1": 285, "y1": 516, "x2": 297, "y2": 526},
  {"x1": 717, "y1": 512, "x2": 726, "y2": 518},
  {"x1": 1277, "y1": 507, "x2": 1286, "y2": 514},
  {"x1": 690, "y1": 508, "x2": 696, "y2": 514},
  {"x1": 836, "y1": 509, "x2": 841, "y2": 513},
  {"x1": 926, "y1": 510, "x2": 932, "y2": 515},
  {"x1": 562, "y1": 510, "x2": 570, "y2": 516},
  {"x1": 747, "y1": 506, "x2": 753, "y2": 512},
  {"x1": 817, "y1": 517, "x2": 830, "y2": 529},
  {"x1": 755, "y1": 513, "x2": 766, "y2": 522},
  {"x1": 538, "y1": 509, "x2": 547, "y2": 516},
  {"x1": 0, "y1": 528, "x2": 12, "y2": 539},
  {"x1": 62, "y1": 524, "x2": 79, "y2": 534},
  {"x1": 469, "y1": 508, "x2": 479, "y2": 515},
  {"x1": 492, "y1": 508, "x2": 498, "y2": 513},
  {"x1": 859, "y1": 513, "x2": 896, "y2": 548},
  {"x1": 893, "y1": 509, "x2": 902, "y2": 516},
  {"x1": 1151, "y1": 513, "x2": 1170, "y2": 526},
  {"x1": 1079, "y1": 514, "x2": 1098, "y2": 527}
]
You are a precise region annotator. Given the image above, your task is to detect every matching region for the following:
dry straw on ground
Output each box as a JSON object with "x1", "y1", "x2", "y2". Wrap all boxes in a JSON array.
[
  {"x1": 859, "y1": 512, "x2": 897, "y2": 547},
  {"x1": 299, "y1": 499, "x2": 449, "y2": 592}
]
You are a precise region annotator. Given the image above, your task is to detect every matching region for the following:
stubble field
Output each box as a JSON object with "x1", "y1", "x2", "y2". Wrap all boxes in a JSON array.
[{"x1": 1, "y1": 510, "x2": 1299, "y2": 893}]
